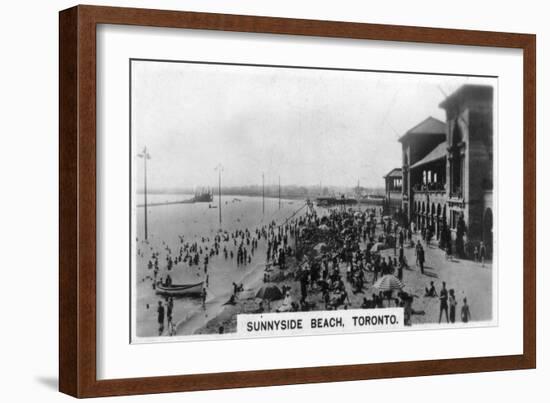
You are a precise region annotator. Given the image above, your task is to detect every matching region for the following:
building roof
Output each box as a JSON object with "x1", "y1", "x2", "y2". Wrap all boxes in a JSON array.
[
  {"x1": 409, "y1": 141, "x2": 447, "y2": 169},
  {"x1": 384, "y1": 168, "x2": 402, "y2": 179},
  {"x1": 398, "y1": 116, "x2": 446, "y2": 143},
  {"x1": 439, "y1": 84, "x2": 494, "y2": 110}
]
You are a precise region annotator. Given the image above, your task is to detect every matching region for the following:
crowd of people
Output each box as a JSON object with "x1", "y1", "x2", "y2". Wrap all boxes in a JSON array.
[
  {"x1": 424, "y1": 281, "x2": 471, "y2": 323},
  {"x1": 138, "y1": 200, "x2": 480, "y2": 337},
  {"x1": 275, "y1": 204, "x2": 476, "y2": 327}
]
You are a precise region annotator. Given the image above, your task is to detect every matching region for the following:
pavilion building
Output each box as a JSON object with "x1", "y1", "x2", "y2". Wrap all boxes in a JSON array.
[
  {"x1": 383, "y1": 168, "x2": 403, "y2": 217},
  {"x1": 399, "y1": 84, "x2": 494, "y2": 259}
]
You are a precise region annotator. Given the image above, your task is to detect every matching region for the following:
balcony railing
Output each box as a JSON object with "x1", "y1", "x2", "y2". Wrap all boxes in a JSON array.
[{"x1": 412, "y1": 183, "x2": 446, "y2": 193}]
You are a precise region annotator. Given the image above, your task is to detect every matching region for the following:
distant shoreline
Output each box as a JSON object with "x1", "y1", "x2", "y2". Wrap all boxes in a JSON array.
[
  {"x1": 136, "y1": 192, "x2": 386, "y2": 202},
  {"x1": 136, "y1": 194, "x2": 308, "y2": 208}
]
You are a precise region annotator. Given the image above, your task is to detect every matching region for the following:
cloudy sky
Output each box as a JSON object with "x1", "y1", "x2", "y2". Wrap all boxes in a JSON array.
[{"x1": 131, "y1": 60, "x2": 495, "y2": 190}]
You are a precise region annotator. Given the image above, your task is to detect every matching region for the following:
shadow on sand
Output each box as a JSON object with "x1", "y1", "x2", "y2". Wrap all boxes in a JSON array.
[{"x1": 421, "y1": 268, "x2": 439, "y2": 278}]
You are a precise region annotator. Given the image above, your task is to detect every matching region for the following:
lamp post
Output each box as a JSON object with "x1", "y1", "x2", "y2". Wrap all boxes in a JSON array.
[
  {"x1": 137, "y1": 147, "x2": 151, "y2": 240},
  {"x1": 278, "y1": 176, "x2": 281, "y2": 210},
  {"x1": 215, "y1": 164, "x2": 223, "y2": 228}
]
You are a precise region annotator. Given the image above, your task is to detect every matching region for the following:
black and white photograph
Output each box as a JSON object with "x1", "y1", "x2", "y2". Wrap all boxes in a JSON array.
[
  {"x1": 130, "y1": 59, "x2": 496, "y2": 342},
  {"x1": 2, "y1": 0, "x2": 545, "y2": 400}
]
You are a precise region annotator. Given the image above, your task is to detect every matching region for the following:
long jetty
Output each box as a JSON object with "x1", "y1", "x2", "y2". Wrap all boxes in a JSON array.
[{"x1": 137, "y1": 199, "x2": 196, "y2": 208}]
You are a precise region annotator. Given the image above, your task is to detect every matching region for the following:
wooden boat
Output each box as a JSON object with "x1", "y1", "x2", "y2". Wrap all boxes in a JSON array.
[{"x1": 155, "y1": 281, "x2": 204, "y2": 297}]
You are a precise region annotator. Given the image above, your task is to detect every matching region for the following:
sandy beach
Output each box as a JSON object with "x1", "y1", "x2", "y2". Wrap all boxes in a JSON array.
[{"x1": 194, "y1": 222, "x2": 493, "y2": 335}]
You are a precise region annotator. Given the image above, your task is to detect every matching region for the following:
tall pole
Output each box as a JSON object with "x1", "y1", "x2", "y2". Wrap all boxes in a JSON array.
[
  {"x1": 278, "y1": 176, "x2": 281, "y2": 209},
  {"x1": 138, "y1": 147, "x2": 151, "y2": 240},
  {"x1": 262, "y1": 172, "x2": 265, "y2": 215},
  {"x1": 215, "y1": 164, "x2": 223, "y2": 228},
  {"x1": 218, "y1": 169, "x2": 222, "y2": 226},
  {"x1": 144, "y1": 154, "x2": 148, "y2": 240},
  {"x1": 388, "y1": 180, "x2": 391, "y2": 217}
]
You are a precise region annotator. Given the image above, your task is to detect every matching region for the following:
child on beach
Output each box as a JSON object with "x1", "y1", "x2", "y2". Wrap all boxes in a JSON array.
[
  {"x1": 166, "y1": 297, "x2": 173, "y2": 325},
  {"x1": 201, "y1": 288, "x2": 207, "y2": 309},
  {"x1": 168, "y1": 320, "x2": 176, "y2": 336},
  {"x1": 424, "y1": 281, "x2": 437, "y2": 297},
  {"x1": 461, "y1": 297, "x2": 471, "y2": 323},
  {"x1": 449, "y1": 289, "x2": 457, "y2": 323},
  {"x1": 157, "y1": 301, "x2": 165, "y2": 336},
  {"x1": 438, "y1": 282, "x2": 449, "y2": 323}
]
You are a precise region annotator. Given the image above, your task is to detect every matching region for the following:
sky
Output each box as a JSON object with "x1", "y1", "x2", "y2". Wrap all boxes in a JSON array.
[{"x1": 131, "y1": 60, "x2": 495, "y2": 190}]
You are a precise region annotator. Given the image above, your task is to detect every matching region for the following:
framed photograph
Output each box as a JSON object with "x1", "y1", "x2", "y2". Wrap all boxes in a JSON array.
[{"x1": 59, "y1": 5, "x2": 536, "y2": 397}]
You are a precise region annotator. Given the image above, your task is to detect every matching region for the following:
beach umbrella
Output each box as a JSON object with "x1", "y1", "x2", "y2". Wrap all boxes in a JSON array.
[
  {"x1": 314, "y1": 242, "x2": 327, "y2": 252},
  {"x1": 255, "y1": 285, "x2": 283, "y2": 301},
  {"x1": 370, "y1": 242, "x2": 385, "y2": 253},
  {"x1": 373, "y1": 275, "x2": 404, "y2": 291}
]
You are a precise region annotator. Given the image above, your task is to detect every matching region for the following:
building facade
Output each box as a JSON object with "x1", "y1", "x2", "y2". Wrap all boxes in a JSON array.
[
  {"x1": 383, "y1": 168, "x2": 403, "y2": 217},
  {"x1": 399, "y1": 85, "x2": 494, "y2": 259}
]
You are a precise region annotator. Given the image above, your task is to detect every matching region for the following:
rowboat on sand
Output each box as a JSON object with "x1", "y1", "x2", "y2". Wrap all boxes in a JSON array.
[{"x1": 155, "y1": 281, "x2": 204, "y2": 297}]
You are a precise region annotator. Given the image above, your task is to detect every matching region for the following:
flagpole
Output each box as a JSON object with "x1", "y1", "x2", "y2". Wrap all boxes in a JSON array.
[
  {"x1": 278, "y1": 176, "x2": 281, "y2": 209},
  {"x1": 138, "y1": 147, "x2": 151, "y2": 240},
  {"x1": 215, "y1": 164, "x2": 223, "y2": 228}
]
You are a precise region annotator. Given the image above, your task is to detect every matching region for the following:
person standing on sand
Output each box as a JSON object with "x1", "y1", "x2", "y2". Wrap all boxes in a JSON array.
[
  {"x1": 461, "y1": 298, "x2": 471, "y2": 323},
  {"x1": 300, "y1": 273, "x2": 308, "y2": 304},
  {"x1": 201, "y1": 288, "x2": 207, "y2": 309},
  {"x1": 373, "y1": 258, "x2": 380, "y2": 282},
  {"x1": 449, "y1": 289, "x2": 457, "y2": 323},
  {"x1": 166, "y1": 298, "x2": 174, "y2": 335},
  {"x1": 157, "y1": 300, "x2": 165, "y2": 336},
  {"x1": 438, "y1": 282, "x2": 449, "y2": 323},
  {"x1": 168, "y1": 320, "x2": 176, "y2": 336},
  {"x1": 479, "y1": 242, "x2": 486, "y2": 267},
  {"x1": 416, "y1": 241, "x2": 425, "y2": 274},
  {"x1": 167, "y1": 297, "x2": 173, "y2": 323}
]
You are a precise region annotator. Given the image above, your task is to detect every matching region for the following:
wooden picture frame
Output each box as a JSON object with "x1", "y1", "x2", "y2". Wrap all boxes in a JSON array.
[{"x1": 59, "y1": 4, "x2": 536, "y2": 398}]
